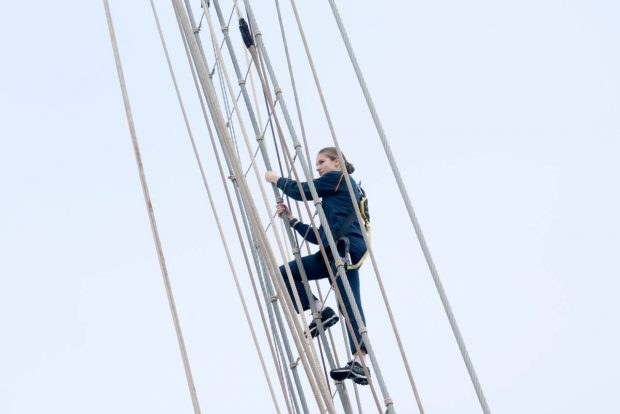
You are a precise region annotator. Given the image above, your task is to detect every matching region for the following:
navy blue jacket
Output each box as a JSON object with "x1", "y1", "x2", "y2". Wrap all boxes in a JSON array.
[{"x1": 276, "y1": 171, "x2": 367, "y2": 259}]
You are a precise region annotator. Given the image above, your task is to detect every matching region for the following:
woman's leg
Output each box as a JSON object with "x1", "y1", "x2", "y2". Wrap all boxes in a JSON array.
[
  {"x1": 279, "y1": 253, "x2": 329, "y2": 313},
  {"x1": 333, "y1": 266, "x2": 367, "y2": 355}
]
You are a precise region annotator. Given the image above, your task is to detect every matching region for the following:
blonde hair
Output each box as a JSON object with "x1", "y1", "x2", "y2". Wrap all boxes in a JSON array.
[{"x1": 318, "y1": 147, "x2": 355, "y2": 174}]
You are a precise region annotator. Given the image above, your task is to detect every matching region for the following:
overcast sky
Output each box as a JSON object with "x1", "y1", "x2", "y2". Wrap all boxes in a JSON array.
[{"x1": 1, "y1": 1, "x2": 619, "y2": 413}]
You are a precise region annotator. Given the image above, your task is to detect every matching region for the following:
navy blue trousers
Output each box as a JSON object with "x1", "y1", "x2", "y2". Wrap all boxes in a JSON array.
[{"x1": 279, "y1": 248, "x2": 367, "y2": 354}]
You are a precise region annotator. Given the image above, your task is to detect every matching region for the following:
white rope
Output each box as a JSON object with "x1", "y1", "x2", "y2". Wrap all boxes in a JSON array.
[
  {"x1": 177, "y1": 5, "x2": 309, "y2": 413},
  {"x1": 272, "y1": 0, "x2": 313, "y2": 174},
  {"x1": 189, "y1": 36, "x2": 310, "y2": 411},
  {"x1": 175, "y1": 1, "x2": 336, "y2": 410},
  {"x1": 249, "y1": 50, "x2": 345, "y2": 384},
  {"x1": 232, "y1": 0, "x2": 264, "y2": 127},
  {"x1": 244, "y1": 28, "x2": 376, "y2": 411},
  {"x1": 203, "y1": 0, "x2": 321, "y2": 366},
  {"x1": 102, "y1": 2, "x2": 202, "y2": 413},
  {"x1": 327, "y1": 2, "x2": 491, "y2": 413},
  {"x1": 246, "y1": 29, "x2": 384, "y2": 410},
  {"x1": 242, "y1": 1, "x2": 391, "y2": 411},
  {"x1": 201, "y1": 8, "x2": 348, "y2": 411},
  {"x1": 269, "y1": 114, "x2": 384, "y2": 414},
  {"x1": 204, "y1": 5, "x2": 361, "y2": 411},
  {"x1": 248, "y1": 47, "x2": 355, "y2": 408},
  {"x1": 181, "y1": 3, "x2": 306, "y2": 413},
  {"x1": 271, "y1": 5, "x2": 373, "y2": 397},
  {"x1": 285, "y1": 0, "x2": 401, "y2": 408},
  {"x1": 223, "y1": 63, "x2": 255, "y2": 127},
  {"x1": 284, "y1": 1, "x2": 434, "y2": 411},
  {"x1": 150, "y1": 2, "x2": 288, "y2": 412}
]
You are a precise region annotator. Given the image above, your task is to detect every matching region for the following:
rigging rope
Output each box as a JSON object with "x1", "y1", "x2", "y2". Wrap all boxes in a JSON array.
[
  {"x1": 203, "y1": 5, "x2": 352, "y2": 411},
  {"x1": 103, "y1": 1, "x2": 202, "y2": 413},
  {"x1": 326, "y1": 2, "x2": 491, "y2": 413},
  {"x1": 193, "y1": 47, "x2": 312, "y2": 414},
  {"x1": 208, "y1": 0, "x2": 354, "y2": 398},
  {"x1": 241, "y1": 1, "x2": 391, "y2": 411},
  {"x1": 282, "y1": 0, "x2": 432, "y2": 411},
  {"x1": 240, "y1": 18, "x2": 372, "y2": 410},
  {"x1": 272, "y1": 0, "x2": 313, "y2": 175},
  {"x1": 203, "y1": 4, "x2": 390, "y2": 412},
  {"x1": 178, "y1": 1, "x2": 337, "y2": 410},
  {"x1": 150, "y1": 2, "x2": 288, "y2": 412},
  {"x1": 251, "y1": 40, "x2": 350, "y2": 405},
  {"x1": 108, "y1": 1, "x2": 493, "y2": 412},
  {"x1": 182, "y1": 1, "x2": 309, "y2": 411},
  {"x1": 271, "y1": 114, "x2": 384, "y2": 414},
  {"x1": 179, "y1": 3, "x2": 310, "y2": 412}
]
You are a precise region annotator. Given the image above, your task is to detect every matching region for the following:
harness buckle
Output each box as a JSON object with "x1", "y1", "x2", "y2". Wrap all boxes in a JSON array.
[{"x1": 337, "y1": 236, "x2": 352, "y2": 267}]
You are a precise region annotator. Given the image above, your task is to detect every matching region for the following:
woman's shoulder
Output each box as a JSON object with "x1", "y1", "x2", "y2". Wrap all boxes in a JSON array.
[
  {"x1": 314, "y1": 171, "x2": 344, "y2": 195},
  {"x1": 317, "y1": 171, "x2": 343, "y2": 183},
  {"x1": 333, "y1": 172, "x2": 358, "y2": 193}
]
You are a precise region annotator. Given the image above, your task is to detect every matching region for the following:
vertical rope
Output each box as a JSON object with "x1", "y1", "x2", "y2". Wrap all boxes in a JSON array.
[
  {"x1": 149, "y1": 2, "x2": 288, "y2": 412},
  {"x1": 201, "y1": 6, "x2": 353, "y2": 412},
  {"x1": 241, "y1": 2, "x2": 391, "y2": 411},
  {"x1": 326, "y1": 1, "x2": 491, "y2": 413},
  {"x1": 102, "y1": 2, "x2": 202, "y2": 413},
  {"x1": 244, "y1": 4, "x2": 390, "y2": 413},
  {"x1": 272, "y1": 0, "x2": 313, "y2": 173},
  {"x1": 176, "y1": 7, "x2": 308, "y2": 412},
  {"x1": 171, "y1": 1, "x2": 336, "y2": 411}
]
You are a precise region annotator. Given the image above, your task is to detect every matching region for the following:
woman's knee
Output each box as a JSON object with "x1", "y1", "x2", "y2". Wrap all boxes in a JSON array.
[
  {"x1": 280, "y1": 263, "x2": 302, "y2": 288},
  {"x1": 279, "y1": 265, "x2": 290, "y2": 285}
]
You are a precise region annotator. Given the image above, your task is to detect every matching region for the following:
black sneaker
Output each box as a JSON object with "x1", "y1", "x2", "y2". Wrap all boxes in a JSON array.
[
  {"x1": 329, "y1": 361, "x2": 369, "y2": 385},
  {"x1": 308, "y1": 306, "x2": 339, "y2": 338}
]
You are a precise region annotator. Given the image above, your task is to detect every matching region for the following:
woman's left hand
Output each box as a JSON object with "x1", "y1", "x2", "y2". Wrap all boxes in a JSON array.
[
  {"x1": 276, "y1": 203, "x2": 292, "y2": 220},
  {"x1": 265, "y1": 171, "x2": 280, "y2": 184}
]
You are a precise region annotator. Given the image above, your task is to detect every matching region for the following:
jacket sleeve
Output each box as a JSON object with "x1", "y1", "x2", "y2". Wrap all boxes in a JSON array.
[
  {"x1": 292, "y1": 222, "x2": 319, "y2": 244},
  {"x1": 276, "y1": 172, "x2": 341, "y2": 201}
]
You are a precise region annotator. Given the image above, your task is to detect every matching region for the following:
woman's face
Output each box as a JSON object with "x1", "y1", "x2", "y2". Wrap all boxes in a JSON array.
[{"x1": 316, "y1": 153, "x2": 340, "y2": 176}]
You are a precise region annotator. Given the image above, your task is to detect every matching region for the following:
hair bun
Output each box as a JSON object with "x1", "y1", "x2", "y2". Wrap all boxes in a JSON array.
[{"x1": 318, "y1": 146, "x2": 355, "y2": 174}]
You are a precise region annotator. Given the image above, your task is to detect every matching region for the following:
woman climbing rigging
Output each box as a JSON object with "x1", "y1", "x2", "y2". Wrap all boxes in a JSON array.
[{"x1": 264, "y1": 147, "x2": 369, "y2": 385}]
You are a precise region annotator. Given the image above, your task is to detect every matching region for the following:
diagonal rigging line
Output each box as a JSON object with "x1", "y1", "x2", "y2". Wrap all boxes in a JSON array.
[
  {"x1": 154, "y1": 1, "x2": 291, "y2": 412},
  {"x1": 286, "y1": 0, "x2": 435, "y2": 411},
  {"x1": 224, "y1": 61, "x2": 256, "y2": 126},
  {"x1": 273, "y1": 126, "x2": 384, "y2": 413},
  {"x1": 230, "y1": 0, "x2": 264, "y2": 127},
  {"x1": 244, "y1": 129, "x2": 281, "y2": 181},
  {"x1": 184, "y1": 7, "x2": 303, "y2": 411},
  {"x1": 223, "y1": 60, "x2": 275, "y2": 171},
  {"x1": 179, "y1": 3, "x2": 307, "y2": 411},
  {"x1": 241, "y1": 2, "x2": 386, "y2": 411},
  {"x1": 215, "y1": 58, "x2": 240, "y2": 156},
  {"x1": 272, "y1": 0, "x2": 313, "y2": 177},
  {"x1": 249, "y1": 36, "x2": 382, "y2": 407},
  {"x1": 208, "y1": 5, "x2": 369, "y2": 414},
  {"x1": 255, "y1": 45, "x2": 286, "y2": 178},
  {"x1": 262, "y1": 152, "x2": 300, "y2": 234},
  {"x1": 247, "y1": 22, "x2": 379, "y2": 405},
  {"x1": 244, "y1": 146, "x2": 261, "y2": 178},
  {"x1": 103, "y1": 1, "x2": 202, "y2": 413},
  {"x1": 206, "y1": 6, "x2": 241, "y2": 157},
  {"x1": 202, "y1": 4, "x2": 236, "y2": 76},
  {"x1": 242, "y1": 100, "x2": 286, "y2": 179},
  {"x1": 200, "y1": 2, "x2": 336, "y2": 410}
]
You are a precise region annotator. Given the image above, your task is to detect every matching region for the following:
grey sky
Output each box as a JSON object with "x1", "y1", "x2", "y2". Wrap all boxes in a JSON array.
[{"x1": 1, "y1": 1, "x2": 619, "y2": 413}]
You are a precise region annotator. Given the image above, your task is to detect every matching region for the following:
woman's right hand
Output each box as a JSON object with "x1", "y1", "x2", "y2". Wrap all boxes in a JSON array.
[{"x1": 276, "y1": 203, "x2": 292, "y2": 220}]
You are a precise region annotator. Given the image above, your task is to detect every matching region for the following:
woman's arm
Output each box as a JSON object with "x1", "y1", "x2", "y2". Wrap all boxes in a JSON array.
[
  {"x1": 290, "y1": 220, "x2": 319, "y2": 244},
  {"x1": 275, "y1": 203, "x2": 320, "y2": 244},
  {"x1": 271, "y1": 172, "x2": 342, "y2": 201}
]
